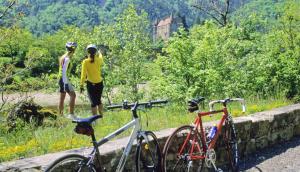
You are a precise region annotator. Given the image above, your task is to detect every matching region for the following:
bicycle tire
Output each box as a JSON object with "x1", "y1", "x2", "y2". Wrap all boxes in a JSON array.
[
  {"x1": 224, "y1": 120, "x2": 239, "y2": 172},
  {"x1": 162, "y1": 125, "x2": 204, "y2": 172},
  {"x1": 45, "y1": 154, "x2": 96, "y2": 172},
  {"x1": 135, "y1": 131, "x2": 162, "y2": 172}
]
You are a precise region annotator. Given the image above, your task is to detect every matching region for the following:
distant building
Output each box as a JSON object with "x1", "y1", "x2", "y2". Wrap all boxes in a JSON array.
[{"x1": 153, "y1": 14, "x2": 188, "y2": 42}]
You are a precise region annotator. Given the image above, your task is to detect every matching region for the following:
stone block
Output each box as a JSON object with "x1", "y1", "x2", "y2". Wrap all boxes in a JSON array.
[
  {"x1": 238, "y1": 141, "x2": 247, "y2": 158},
  {"x1": 280, "y1": 127, "x2": 294, "y2": 141},
  {"x1": 294, "y1": 124, "x2": 300, "y2": 136},
  {"x1": 269, "y1": 132, "x2": 280, "y2": 145},
  {"x1": 216, "y1": 147, "x2": 227, "y2": 165},
  {"x1": 272, "y1": 112, "x2": 290, "y2": 128},
  {"x1": 250, "y1": 118, "x2": 270, "y2": 139},
  {"x1": 269, "y1": 127, "x2": 293, "y2": 145},
  {"x1": 255, "y1": 136, "x2": 269, "y2": 150},
  {"x1": 233, "y1": 117, "x2": 252, "y2": 142},
  {"x1": 244, "y1": 139, "x2": 256, "y2": 156}
]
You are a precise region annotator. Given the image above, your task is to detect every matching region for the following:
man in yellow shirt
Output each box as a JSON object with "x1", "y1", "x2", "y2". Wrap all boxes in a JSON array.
[{"x1": 80, "y1": 44, "x2": 104, "y2": 116}]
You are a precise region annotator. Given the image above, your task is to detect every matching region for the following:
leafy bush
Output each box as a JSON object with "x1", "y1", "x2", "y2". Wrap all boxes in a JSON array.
[{"x1": 0, "y1": 57, "x2": 12, "y2": 65}]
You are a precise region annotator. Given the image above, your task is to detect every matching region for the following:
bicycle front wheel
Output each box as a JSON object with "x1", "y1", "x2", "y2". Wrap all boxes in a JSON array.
[
  {"x1": 136, "y1": 131, "x2": 162, "y2": 172},
  {"x1": 45, "y1": 154, "x2": 96, "y2": 172},
  {"x1": 224, "y1": 120, "x2": 239, "y2": 172},
  {"x1": 162, "y1": 125, "x2": 205, "y2": 172}
]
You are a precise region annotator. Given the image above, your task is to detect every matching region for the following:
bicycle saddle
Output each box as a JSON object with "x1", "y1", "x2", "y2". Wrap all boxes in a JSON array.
[
  {"x1": 72, "y1": 115, "x2": 102, "y2": 125},
  {"x1": 188, "y1": 97, "x2": 205, "y2": 112}
]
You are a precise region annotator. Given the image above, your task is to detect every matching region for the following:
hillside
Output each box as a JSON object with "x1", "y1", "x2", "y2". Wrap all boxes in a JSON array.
[
  {"x1": 0, "y1": 0, "x2": 255, "y2": 36},
  {"x1": 0, "y1": 0, "x2": 200, "y2": 35},
  {"x1": 232, "y1": 0, "x2": 286, "y2": 25}
]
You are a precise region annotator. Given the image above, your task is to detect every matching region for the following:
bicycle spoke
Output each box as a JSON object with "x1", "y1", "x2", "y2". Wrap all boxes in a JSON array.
[
  {"x1": 45, "y1": 154, "x2": 96, "y2": 172},
  {"x1": 224, "y1": 121, "x2": 239, "y2": 172},
  {"x1": 163, "y1": 125, "x2": 204, "y2": 172},
  {"x1": 136, "y1": 131, "x2": 162, "y2": 172}
]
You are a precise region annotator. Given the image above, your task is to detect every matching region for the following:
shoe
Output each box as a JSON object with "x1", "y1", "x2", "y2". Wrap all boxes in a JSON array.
[{"x1": 65, "y1": 114, "x2": 78, "y2": 120}]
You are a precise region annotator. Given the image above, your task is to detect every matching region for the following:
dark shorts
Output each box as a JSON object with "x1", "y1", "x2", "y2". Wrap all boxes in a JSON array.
[
  {"x1": 87, "y1": 81, "x2": 104, "y2": 107},
  {"x1": 59, "y1": 78, "x2": 74, "y2": 93}
]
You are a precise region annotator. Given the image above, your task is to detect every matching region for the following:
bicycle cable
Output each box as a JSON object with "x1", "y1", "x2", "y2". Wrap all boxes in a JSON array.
[
  {"x1": 138, "y1": 108, "x2": 149, "y2": 128},
  {"x1": 146, "y1": 110, "x2": 149, "y2": 128},
  {"x1": 138, "y1": 110, "x2": 143, "y2": 129}
]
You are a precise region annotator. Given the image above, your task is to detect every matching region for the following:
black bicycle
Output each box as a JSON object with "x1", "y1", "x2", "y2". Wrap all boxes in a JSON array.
[{"x1": 45, "y1": 100, "x2": 167, "y2": 172}]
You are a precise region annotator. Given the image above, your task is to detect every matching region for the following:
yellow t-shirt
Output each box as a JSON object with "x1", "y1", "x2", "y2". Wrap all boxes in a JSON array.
[{"x1": 80, "y1": 54, "x2": 104, "y2": 87}]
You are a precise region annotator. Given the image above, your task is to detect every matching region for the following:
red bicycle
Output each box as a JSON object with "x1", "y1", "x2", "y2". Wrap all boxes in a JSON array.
[{"x1": 162, "y1": 97, "x2": 245, "y2": 172}]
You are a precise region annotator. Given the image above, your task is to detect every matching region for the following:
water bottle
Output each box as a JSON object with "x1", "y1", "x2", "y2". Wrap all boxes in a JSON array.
[{"x1": 207, "y1": 125, "x2": 217, "y2": 140}]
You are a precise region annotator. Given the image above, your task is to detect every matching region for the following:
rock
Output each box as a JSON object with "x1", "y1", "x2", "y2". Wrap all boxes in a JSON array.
[{"x1": 6, "y1": 98, "x2": 57, "y2": 131}]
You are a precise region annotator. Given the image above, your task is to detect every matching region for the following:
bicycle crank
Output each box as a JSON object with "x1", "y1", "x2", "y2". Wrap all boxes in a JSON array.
[{"x1": 205, "y1": 149, "x2": 216, "y2": 167}]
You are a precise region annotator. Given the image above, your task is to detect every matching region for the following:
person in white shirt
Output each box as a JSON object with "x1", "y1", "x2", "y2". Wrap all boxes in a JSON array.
[{"x1": 58, "y1": 42, "x2": 77, "y2": 119}]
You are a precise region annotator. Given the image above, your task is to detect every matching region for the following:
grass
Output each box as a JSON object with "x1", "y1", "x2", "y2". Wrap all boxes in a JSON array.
[{"x1": 0, "y1": 96, "x2": 293, "y2": 162}]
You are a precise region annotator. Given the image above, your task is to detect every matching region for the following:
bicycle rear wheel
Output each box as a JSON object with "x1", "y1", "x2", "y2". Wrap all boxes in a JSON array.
[
  {"x1": 45, "y1": 154, "x2": 96, "y2": 172},
  {"x1": 162, "y1": 125, "x2": 205, "y2": 172},
  {"x1": 136, "y1": 131, "x2": 162, "y2": 172},
  {"x1": 224, "y1": 120, "x2": 239, "y2": 172}
]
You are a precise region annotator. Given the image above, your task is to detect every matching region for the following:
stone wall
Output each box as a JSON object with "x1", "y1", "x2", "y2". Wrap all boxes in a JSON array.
[
  {"x1": 234, "y1": 104, "x2": 300, "y2": 157},
  {"x1": 0, "y1": 104, "x2": 300, "y2": 171}
]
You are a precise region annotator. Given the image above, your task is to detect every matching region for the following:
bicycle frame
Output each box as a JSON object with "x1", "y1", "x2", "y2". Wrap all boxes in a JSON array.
[
  {"x1": 89, "y1": 116, "x2": 151, "y2": 172},
  {"x1": 179, "y1": 107, "x2": 230, "y2": 161}
]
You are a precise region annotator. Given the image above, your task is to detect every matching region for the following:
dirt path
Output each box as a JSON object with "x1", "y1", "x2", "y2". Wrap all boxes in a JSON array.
[{"x1": 1, "y1": 91, "x2": 89, "y2": 107}]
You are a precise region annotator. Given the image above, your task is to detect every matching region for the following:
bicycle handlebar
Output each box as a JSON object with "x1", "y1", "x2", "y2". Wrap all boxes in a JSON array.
[
  {"x1": 107, "y1": 100, "x2": 168, "y2": 110},
  {"x1": 209, "y1": 98, "x2": 246, "y2": 112}
]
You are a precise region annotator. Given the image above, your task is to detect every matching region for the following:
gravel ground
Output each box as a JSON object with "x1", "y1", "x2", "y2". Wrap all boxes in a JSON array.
[
  {"x1": 240, "y1": 136, "x2": 300, "y2": 172},
  {"x1": 0, "y1": 91, "x2": 88, "y2": 107}
]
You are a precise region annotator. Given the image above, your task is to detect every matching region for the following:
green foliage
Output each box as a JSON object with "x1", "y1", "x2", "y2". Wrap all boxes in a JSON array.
[
  {"x1": 0, "y1": 27, "x2": 34, "y2": 67},
  {"x1": 0, "y1": 0, "x2": 203, "y2": 35},
  {"x1": 232, "y1": 0, "x2": 286, "y2": 28},
  {"x1": 0, "y1": 57, "x2": 11, "y2": 65},
  {"x1": 151, "y1": 0, "x2": 300, "y2": 101},
  {"x1": 22, "y1": 2, "x2": 100, "y2": 36},
  {"x1": 0, "y1": 0, "x2": 300, "y2": 164},
  {"x1": 152, "y1": 23, "x2": 251, "y2": 101},
  {"x1": 25, "y1": 47, "x2": 54, "y2": 75},
  {"x1": 112, "y1": 5, "x2": 152, "y2": 101}
]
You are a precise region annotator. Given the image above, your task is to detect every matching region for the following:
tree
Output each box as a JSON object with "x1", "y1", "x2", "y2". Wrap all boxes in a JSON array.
[
  {"x1": 0, "y1": 0, "x2": 16, "y2": 19},
  {"x1": 0, "y1": 27, "x2": 34, "y2": 66},
  {"x1": 192, "y1": 0, "x2": 231, "y2": 26},
  {"x1": 113, "y1": 5, "x2": 152, "y2": 101}
]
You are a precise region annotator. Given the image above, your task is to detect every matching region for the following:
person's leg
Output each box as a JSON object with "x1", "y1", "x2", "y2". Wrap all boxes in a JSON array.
[
  {"x1": 87, "y1": 81, "x2": 98, "y2": 115},
  {"x1": 98, "y1": 103, "x2": 103, "y2": 116},
  {"x1": 91, "y1": 106, "x2": 97, "y2": 115},
  {"x1": 59, "y1": 92, "x2": 66, "y2": 115},
  {"x1": 67, "y1": 91, "x2": 76, "y2": 114},
  {"x1": 98, "y1": 82, "x2": 104, "y2": 116}
]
